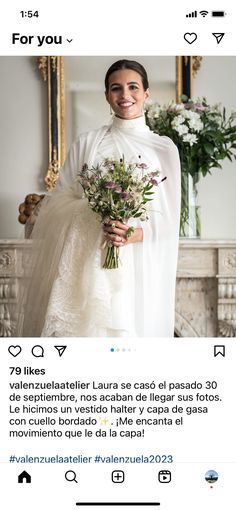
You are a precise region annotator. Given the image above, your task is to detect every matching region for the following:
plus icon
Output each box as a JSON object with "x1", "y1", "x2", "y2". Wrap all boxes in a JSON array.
[{"x1": 111, "y1": 470, "x2": 125, "y2": 483}]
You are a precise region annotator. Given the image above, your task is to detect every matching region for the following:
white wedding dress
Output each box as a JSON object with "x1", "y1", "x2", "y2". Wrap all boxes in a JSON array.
[{"x1": 20, "y1": 115, "x2": 181, "y2": 337}]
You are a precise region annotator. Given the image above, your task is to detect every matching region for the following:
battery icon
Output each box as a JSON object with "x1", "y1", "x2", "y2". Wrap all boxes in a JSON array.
[{"x1": 211, "y1": 11, "x2": 226, "y2": 17}]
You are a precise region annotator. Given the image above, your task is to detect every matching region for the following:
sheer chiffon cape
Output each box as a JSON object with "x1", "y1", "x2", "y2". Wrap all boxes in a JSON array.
[{"x1": 18, "y1": 118, "x2": 181, "y2": 337}]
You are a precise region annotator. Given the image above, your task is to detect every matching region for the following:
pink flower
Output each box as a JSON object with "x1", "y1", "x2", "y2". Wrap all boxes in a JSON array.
[
  {"x1": 136, "y1": 163, "x2": 148, "y2": 169},
  {"x1": 150, "y1": 178, "x2": 158, "y2": 185},
  {"x1": 104, "y1": 181, "x2": 117, "y2": 189},
  {"x1": 119, "y1": 192, "x2": 130, "y2": 199},
  {"x1": 194, "y1": 103, "x2": 206, "y2": 111}
]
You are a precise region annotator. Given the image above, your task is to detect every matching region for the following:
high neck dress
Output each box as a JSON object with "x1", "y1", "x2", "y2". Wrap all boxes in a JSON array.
[{"x1": 20, "y1": 115, "x2": 181, "y2": 337}]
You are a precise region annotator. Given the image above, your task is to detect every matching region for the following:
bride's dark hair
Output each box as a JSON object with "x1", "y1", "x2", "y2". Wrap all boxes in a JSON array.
[{"x1": 105, "y1": 59, "x2": 149, "y2": 92}]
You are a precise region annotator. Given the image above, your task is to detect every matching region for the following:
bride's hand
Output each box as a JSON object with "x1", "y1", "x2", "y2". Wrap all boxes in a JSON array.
[{"x1": 103, "y1": 220, "x2": 143, "y2": 247}]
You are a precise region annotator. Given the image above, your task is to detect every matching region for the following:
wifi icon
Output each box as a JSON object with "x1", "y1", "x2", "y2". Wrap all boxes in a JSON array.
[{"x1": 200, "y1": 10, "x2": 209, "y2": 17}]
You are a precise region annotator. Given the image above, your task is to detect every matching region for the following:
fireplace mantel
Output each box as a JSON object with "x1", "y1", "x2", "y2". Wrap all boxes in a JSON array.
[
  {"x1": 176, "y1": 239, "x2": 236, "y2": 337},
  {"x1": 1, "y1": 239, "x2": 236, "y2": 337}
]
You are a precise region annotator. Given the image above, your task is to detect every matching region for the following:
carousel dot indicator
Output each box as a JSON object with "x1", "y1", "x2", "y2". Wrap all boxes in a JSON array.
[{"x1": 110, "y1": 347, "x2": 133, "y2": 352}]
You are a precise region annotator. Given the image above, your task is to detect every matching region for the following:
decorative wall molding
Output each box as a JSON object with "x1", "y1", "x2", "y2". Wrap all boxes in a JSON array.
[
  {"x1": 1, "y1": 239, "x2": 236, "y2": 337},
  {"x1": 0, "y1": 251, "x2": 13, "y2": 267},
  {"x1": 0, "y1": 304, "x2": 15, "y2": 337},
  {"x1": 218, "y1": 320, "x2": 236, "y2": 337}
]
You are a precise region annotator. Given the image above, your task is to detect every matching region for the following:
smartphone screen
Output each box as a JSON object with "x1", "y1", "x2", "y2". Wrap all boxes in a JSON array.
[{"x1": 0, "y1": 2, "x2": 236, "y2": 509}]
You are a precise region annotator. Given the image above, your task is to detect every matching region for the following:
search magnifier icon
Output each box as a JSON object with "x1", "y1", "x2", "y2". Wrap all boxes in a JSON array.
[{"x1": 65, "y1": 470, "x2": 78, "y2": 483}]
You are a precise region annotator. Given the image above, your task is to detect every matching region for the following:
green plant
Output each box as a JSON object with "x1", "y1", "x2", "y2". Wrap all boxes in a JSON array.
[{"x1": 146, "y1": 97, "x2": 236, "y2": 235}]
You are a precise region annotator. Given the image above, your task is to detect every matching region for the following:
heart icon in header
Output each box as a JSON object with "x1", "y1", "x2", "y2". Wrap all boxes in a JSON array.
[{"x1": 184, "y1": 32, "x2": 197, "y2": 44}]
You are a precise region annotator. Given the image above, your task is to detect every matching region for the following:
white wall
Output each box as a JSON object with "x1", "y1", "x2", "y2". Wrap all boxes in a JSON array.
[
  {"x1": 0, "y1": 56, "x2": 235, "y2": 240},
  {"x1": 0, "y1": 57, "x2": 47, "y2": 238},
  {"x1": 193, "y1": 57, "x2": 236, "y2": 239}
]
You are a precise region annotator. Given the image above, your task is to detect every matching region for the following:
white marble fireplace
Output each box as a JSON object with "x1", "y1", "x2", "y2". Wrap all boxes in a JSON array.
[
  {"x1": 1, "y1": 239, "x2": 236, "y2": 337},
  {"x1": 176, "y1": 240, "x2": 236, "y2": 337}
]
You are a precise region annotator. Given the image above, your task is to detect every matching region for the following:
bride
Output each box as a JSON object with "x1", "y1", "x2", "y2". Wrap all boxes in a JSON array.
[{"x1": 19, "y1": 59, "x2": 181, "y2": 337}]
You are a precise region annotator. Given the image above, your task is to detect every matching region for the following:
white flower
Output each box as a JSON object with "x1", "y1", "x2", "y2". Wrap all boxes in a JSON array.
[
  {"x1": 147, "y1": 104, "x2": 161, "y2": 118},
  {"x1": 172, "y1": 115, "x2": 185, "y2": 127},
  {"x1": 174, "y1": 123, "x2": 189, "y2": 136},
  {"x1": 211, "y1": 103, "x2": 221, "y2": 112},
  {"x1": 181, "y1": 110, "x2": 203, "y2": 132},
  {"x1": 183, "y1": 110, "x2": 198, "y2": 120},
  {"x1": 183, "y1": 133, "x2": 198, "y2": 146},
  {"x1": 189, "y1": 118, "x2": 203, "y2": 132},
  {"x1": 171, "y1": 115, "x2": 189, "y2": 136},
  {"x1": 175, "y1": 103, "x2": 185, "y2": 111}
]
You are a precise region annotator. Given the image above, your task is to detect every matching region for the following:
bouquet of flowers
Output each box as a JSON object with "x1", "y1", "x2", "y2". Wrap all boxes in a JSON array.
[
  {"x1": 145, "y1": 97, "x2": 236, "y2": 235},
  {"x1": 146, "y1": 97, "x2": 236, "y2": 176},
  {"x1": 78, "y1": 157, "x2": 163, "y2": 269}
]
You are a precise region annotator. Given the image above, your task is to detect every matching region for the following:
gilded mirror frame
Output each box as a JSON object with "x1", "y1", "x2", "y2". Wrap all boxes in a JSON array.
[
  {"x1": 39, "y1": 56, "x2": 201, "y2": 191},
  {"x1": 38, "y1": 56, "x2": 65, "y2": 191}
]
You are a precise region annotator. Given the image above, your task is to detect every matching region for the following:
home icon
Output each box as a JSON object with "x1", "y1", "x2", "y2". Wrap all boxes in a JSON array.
[{"x1": 18, "y1": 471, "x2": 31, "y2": 483}]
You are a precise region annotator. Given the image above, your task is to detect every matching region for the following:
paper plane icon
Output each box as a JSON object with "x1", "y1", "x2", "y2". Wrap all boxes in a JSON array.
[
  {"x1": 54, "y1": 345, "x2": 67, "y2": 357},
  {"x1": 212, "y1": 33, "x2": 225, "y2": 44}
]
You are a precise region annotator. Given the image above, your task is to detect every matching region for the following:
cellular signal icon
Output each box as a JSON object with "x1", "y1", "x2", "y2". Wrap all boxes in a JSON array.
[
  {"x1": 200, "y1": 10, "x2": 209, "y2": 17},
  {"x1": 186, "y1": 10, "x2": 197, "y2": 17}
]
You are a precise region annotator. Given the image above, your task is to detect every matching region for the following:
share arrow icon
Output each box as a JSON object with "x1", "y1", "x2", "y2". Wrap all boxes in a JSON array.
[
  {"x1": 212, "y1": 33, "x2": 225, "y2": 44},
  {"x1": 54, "y1": 345, "x2": 67, "y2": 357}
]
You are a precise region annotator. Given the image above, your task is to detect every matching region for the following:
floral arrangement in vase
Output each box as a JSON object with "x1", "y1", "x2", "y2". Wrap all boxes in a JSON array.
[{"x1": 145, "y1": 97, "x2": 236, "y2": 236}]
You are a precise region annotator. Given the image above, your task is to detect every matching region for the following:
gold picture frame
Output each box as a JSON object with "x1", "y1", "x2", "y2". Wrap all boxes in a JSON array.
[
  {"x1": 37, "y1": 56, "x2": 65, "y2": 191},
  {"x1": 176, "y1": 56, "x2": 203, "y2": 102}
]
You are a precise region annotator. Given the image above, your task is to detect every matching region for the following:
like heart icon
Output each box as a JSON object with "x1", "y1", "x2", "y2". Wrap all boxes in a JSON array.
[
  {"x1": 8, "y1": 345, "x2": 22, "y2": 357},
  {"x1": 184, "y1": 32, "x2": 197, "y2": 44}
]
